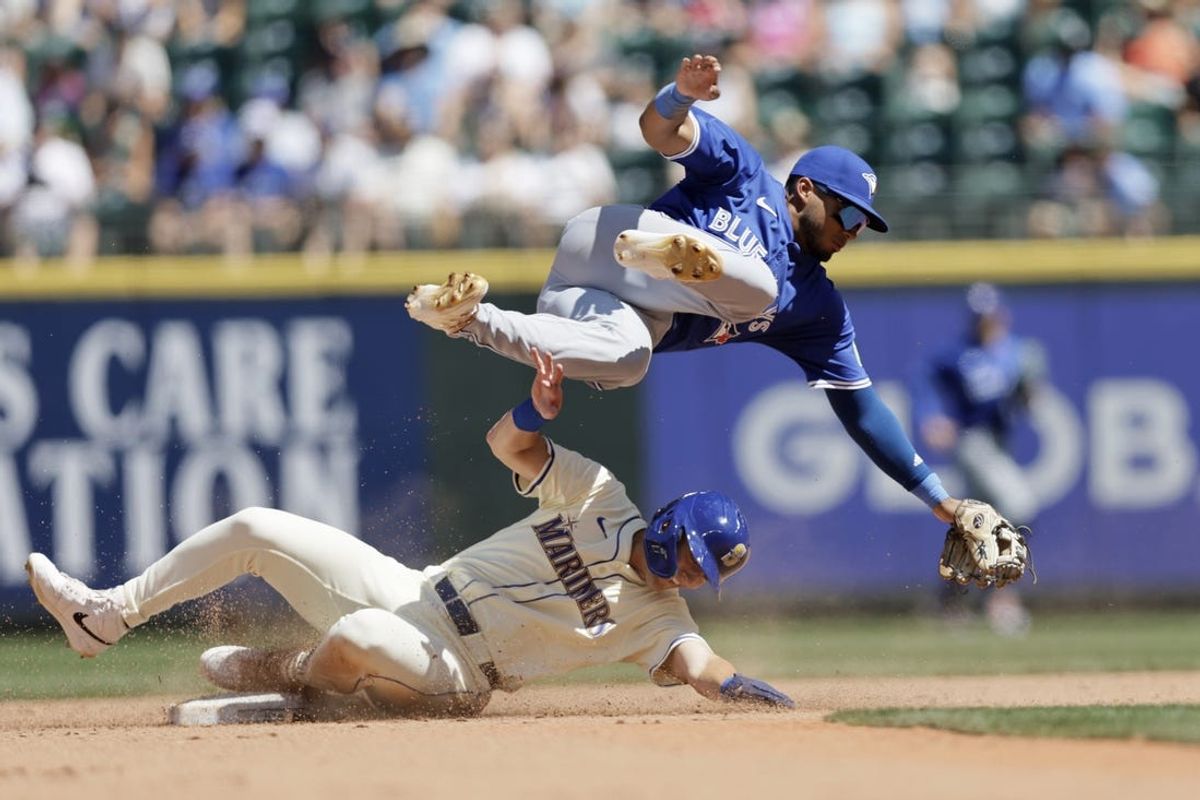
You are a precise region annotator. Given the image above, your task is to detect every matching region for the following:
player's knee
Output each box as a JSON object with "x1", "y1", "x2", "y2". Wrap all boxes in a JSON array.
[
  {"x1": 606, "y1": 346, "x2": 652, "y2": 388},
  {"x1": 323, "y1": 608, "x2": 392, "y2": 657},
  {"x1": 722, "y1": 269, "x2": 778, "y2": 322},
  {"x1": 224, "y1": 506, "x2": 295, "y2": 547}
]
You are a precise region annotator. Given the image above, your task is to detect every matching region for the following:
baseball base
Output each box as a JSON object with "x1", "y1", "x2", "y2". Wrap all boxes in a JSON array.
[{"x1": 168, "y1": 693, "x2": 310, "y2": 726}]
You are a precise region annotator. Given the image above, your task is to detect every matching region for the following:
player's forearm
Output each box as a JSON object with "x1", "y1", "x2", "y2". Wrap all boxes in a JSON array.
[
  {"x1": 485, "y1": 408, "x2": 550, "y2": 482},
  {"x1": 639, "y1": 84, "x2": 697, "y2": 157},
  {"x1": 685, "y1": 652, "x2": 737, "y2": 700},
  {"x1": 826, "y1": 387, "x2": 950, "y2": 511}
]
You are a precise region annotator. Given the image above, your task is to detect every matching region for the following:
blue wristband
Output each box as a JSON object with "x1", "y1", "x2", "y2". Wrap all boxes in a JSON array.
[
  {"x1": 653, "y1": 82, "x2": 695, "y2": 118},
  {"x1": 511, "y1": 397, "x2": 547, "y2": 432},
  {"x1": 911, "y1": 472, "x2": 950, "y2": 509}
]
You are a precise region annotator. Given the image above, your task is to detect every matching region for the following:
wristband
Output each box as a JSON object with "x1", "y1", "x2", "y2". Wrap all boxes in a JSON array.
[
  {"x1": 511, "y1": 397, "x2": 547, "y2": 432},
  {"x1": 911, "y1": 472, "x2": 950, "y2": 509},
  {"x1": 653, "y1": 82, "x2": 695, "y2": 119}
]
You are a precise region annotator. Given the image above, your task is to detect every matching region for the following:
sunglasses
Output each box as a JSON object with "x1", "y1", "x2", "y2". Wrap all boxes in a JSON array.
[{"x1": 812, "y1": 182, "x2": 870, "y2": 234}]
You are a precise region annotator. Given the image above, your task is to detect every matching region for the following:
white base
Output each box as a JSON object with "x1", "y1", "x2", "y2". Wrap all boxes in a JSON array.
[{"x1": 168, "y1": 693, "x2": 309, "y2": 726}]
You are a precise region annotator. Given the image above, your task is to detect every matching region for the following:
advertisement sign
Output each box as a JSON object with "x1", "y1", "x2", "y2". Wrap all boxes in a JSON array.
[
  {"x1": 645, "y1": 283, "x2": 1200, "y2": 593},
  {"x1": 0, "y1": 297, "x2": 430, "y2": 607}
]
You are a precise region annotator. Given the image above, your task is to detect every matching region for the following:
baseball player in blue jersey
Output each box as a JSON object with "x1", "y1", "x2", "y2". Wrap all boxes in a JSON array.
[
  {"x1": 26, "y1": 349, "x2": 792, "y2": 716},
  {"x1": 408, "y1": 55, "x2": 961, "y2": 525},
  {"x1": 915, "y1": 284, "x2": 1047, "y2": 632}
]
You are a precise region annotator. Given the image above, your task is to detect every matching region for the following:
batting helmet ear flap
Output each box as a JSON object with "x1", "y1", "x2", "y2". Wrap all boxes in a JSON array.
[{"x1": 644, "y1": 498, "x2": 683, "y2": 580}]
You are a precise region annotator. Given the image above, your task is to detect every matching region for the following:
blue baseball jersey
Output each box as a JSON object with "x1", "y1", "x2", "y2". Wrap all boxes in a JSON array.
[
  {"x1": 649, "y1": 108, "x2": 869, "y2": 389},
  {"x1": 916, "y1": 332, "x2": 1036, "y2": 437}
]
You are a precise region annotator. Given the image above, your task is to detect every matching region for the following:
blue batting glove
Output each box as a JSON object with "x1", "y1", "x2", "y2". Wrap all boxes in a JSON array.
[{"x1": 719, "y1": 673, "x2": 795, "y2": 709}]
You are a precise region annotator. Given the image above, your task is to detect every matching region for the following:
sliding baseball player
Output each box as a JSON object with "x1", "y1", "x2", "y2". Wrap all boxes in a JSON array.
[{"x1": 26, "y1": 349, "x2": 791, "y2": 716}]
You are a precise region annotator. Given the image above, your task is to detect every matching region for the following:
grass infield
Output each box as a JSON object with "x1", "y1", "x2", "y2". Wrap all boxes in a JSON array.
[
  {"x1": 3, "y1": 610, "x2": 1198, "y2": 700},
  {"x1": 828, "y1": 705, "x2": 1200, "y2": 744}
]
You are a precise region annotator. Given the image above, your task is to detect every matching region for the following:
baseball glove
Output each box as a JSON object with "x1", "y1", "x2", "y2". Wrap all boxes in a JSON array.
[{"x1": 938, "y1": 499, "x2": 1035, "y2": 589}]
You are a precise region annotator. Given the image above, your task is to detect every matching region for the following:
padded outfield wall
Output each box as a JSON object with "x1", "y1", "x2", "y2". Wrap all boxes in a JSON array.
[{"x1": 0, "y1": 238, "x2": 1198, "y2": 610}]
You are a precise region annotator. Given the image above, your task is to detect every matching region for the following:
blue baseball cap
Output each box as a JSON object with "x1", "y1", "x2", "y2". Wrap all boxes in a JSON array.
[{"x1": 790, "y1": 146, "x2": 889, "y2": 233}]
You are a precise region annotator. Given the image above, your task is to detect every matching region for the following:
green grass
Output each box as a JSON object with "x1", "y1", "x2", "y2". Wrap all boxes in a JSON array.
[
  {"x1": 0, "y1": 629, "x2": 214, "y2": 700},
  {"x1": 3, "y1": 610, "x2": 1199, "y2": 699},
  {"x1": 549, "y1": 609, "x2": 1200, "y2": 684},
  {"x1": 828, "y1": 705, "x2": 1200, "y2": 743}
]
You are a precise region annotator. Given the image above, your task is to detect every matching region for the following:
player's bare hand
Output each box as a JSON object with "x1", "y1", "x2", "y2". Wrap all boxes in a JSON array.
[
  {"x1": 675, "y1": 55, "x2": 721, "y2": 102},
  {"x1": 530, "y1": 347, "x2": 565, "y2": 421}
]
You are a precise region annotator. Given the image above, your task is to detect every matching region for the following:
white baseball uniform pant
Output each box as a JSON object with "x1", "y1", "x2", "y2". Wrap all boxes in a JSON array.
[
  {"x1": 458, "y1": 204, "x2": 777, "y2": 389},
  {"x1": 118, "y1": 507, "x2": 493, "y2": 715}
]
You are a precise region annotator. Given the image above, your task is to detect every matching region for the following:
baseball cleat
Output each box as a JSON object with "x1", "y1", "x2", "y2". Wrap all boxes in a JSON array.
[
  {"x1": 25, "y1": 553, "x2": 128, "y2": 658},
  {"x1": 405, "y1": 272, "x2": 489, "y2": 333},
  {"x1": 200, "y1": 645, "x2": 308, "y2": 693},
  {"x1": 613, "y1": 230, "x2": 724, "y2": 283}
]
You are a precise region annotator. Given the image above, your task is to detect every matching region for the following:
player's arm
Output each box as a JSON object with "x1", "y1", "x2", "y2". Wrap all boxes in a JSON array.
[
  {"x1": 639, "y1": 54, "x2": 721, "y2": 157},
  {"x1": 913, "y1": 360, "x2": 960, "y2": 453},
  {"x1": 825, "y1": 386, "x2": 961, "y2": 523},
  {"x1": 485, "y1": 348, "x2": 564, "y2": 484},
  {"x1": 664, "y1": 639, "x2": 794, "y2": 708}
]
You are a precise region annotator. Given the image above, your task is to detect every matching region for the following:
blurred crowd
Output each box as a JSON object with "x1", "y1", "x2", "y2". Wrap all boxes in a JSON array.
[{"x1": 1, "y1": 0, "x2": 1198, "y2": 269}]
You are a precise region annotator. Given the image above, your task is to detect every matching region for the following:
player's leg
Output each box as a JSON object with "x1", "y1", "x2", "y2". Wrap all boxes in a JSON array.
[
  {"x1": 955, "y1": 429, "x2": 1036, "y2": 636},
  {"x1": 460, "y1": 284, "x2": 657, "y2": 389},
  {"x1": 955, "y1": 429, "x2": 1038, "y2": 523},
  {"x1": 577, "y1": 205, "x2": 778, "y2": 324},
  {"x1": 118, "y1": 507, "x2": 419, "y2": 633},
  {"x1": 299, "y1": 608, "x2": 490, "y2": 717}
]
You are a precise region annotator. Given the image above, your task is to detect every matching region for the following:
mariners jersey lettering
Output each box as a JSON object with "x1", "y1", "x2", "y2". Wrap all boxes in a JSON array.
[
  {"x1": 532, "y1": 515, "x2": 613, "y2": 628},
  {"x1": 438, "y1": 440, "x2": 706, "y2": 689},
  {"x1": 650, "y1": 108, "x2": 870, "y2": 390}
]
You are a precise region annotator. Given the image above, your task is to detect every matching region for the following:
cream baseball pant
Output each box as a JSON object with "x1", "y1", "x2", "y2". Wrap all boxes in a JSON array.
[
  {"x1": 457, "y1": 204, "x2": 778, "y2": 389},
  {"x1": 118, "y1": 507, "x2": 493, "y2": 716}
]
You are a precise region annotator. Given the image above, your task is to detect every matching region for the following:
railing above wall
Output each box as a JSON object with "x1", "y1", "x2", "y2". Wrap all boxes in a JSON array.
[{"x1": 2, "y1": 236, "x2": 1200, "y2": 300}]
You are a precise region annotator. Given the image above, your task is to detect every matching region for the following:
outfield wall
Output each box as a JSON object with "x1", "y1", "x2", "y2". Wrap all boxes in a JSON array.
[{"x1": 1, "y1": 237, "x2": 1198, "y2": 609}]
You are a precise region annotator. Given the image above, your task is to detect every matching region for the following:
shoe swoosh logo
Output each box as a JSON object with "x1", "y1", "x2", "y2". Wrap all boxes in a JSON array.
[
  {"x1": 755, "y1": 196, "x2": 778, "y2": 217},
  {"x1": 72, "y1": 612, "x2": 115, "y2": 646}
]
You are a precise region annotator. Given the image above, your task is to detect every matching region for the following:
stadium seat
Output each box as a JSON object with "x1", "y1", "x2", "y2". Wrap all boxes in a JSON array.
[{"x1": 1122, "y1": 103, "x2": 1176, "y2": 158}]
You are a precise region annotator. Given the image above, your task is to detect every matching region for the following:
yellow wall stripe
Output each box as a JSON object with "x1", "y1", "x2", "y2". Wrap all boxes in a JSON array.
[{"x1": 2, "y1": 237, "x2": 1198, "y2": 300}]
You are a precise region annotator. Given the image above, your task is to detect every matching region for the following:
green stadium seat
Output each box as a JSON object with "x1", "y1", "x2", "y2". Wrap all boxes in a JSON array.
[
  {"x1": 957, "y1": 44, "x2": 1019, "y2": 88},
  {"x1": 1122, "y1": 103, "x2": 1176, "y2": 158},
  {"x1": 883, "y1": 120, "x2": 953, "y2": 163},
  {"x1": 246, "y1": 0, "x2": 301, "y2": 23}
]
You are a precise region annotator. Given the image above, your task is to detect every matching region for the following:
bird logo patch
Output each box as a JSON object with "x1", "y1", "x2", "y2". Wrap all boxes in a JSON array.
[{"x1": 862, "y1": 172, "x2": 877, "y2": 197}]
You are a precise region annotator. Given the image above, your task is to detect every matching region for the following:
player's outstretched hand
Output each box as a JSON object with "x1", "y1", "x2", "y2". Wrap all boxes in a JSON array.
[
  {"x1": 530, "y1": 347, "x2": 565, "y2": 421},
  {"x1": 719, "y1": 673, "x2": 794, "y2": 709},
  {"x1": 675, "y1": 54, "x2": 721, "y2": 102}
]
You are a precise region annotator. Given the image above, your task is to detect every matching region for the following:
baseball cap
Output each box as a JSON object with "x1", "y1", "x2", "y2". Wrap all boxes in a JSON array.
[
  {"x1": 966, "y1": 282, "x2": 1006, "y2": 317},
  {"x1": 790, "y1": 145, "x2": 889, "y2": 233}
]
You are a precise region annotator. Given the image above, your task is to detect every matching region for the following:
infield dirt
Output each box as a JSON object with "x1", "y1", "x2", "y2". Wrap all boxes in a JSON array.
[{"x1": 2, "y1": 672, "x2": 1198, "y2": 800}]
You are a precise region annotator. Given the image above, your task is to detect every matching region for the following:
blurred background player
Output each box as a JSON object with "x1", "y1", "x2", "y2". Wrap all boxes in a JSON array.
[
  {"x1": 914, "y1": 283, "x2": 1049, "y2": 635},
  {"x1": 25, "y1": 349, "x2": 791, "y2": 717},
  {"x1": 408, "y1": 54, "x2": 966, "y2": 529}
]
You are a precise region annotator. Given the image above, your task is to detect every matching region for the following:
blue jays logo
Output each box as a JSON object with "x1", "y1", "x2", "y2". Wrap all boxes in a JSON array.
[
  {"x1": 705, "y1": 321, "x2": 739, "y2": 346},
  {"x1": 704, "y1": 306, "x2": 777, "y2": 346},
  {"x1": 862, "y1": 172, "x2": 878, "y2": 197}
]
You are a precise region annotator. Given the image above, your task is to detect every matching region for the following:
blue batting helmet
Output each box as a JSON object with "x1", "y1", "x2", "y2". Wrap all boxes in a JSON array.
[{"x1": 644, "y1": 491, "x2": 750, "y2": 588}]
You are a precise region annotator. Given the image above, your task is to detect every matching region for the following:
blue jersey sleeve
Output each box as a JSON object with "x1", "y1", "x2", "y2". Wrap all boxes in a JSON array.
[
  {"x1": 826, "y1": 386, "x2": 934, "y2": 491},
  {"x1": 665, "y1": 108, "x2": 765, "y2": 189}
]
